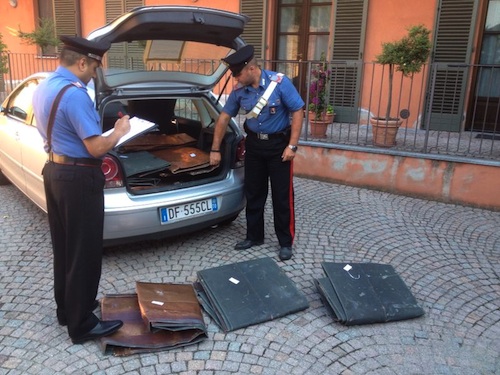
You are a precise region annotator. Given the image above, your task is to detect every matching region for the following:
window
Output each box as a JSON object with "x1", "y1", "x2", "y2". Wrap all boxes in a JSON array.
[
  {"x1": 7, "y1": 80, "x2": 38, "y2": 122},
  {"x1": 477, "y1": 0, "x2": 500, "y2": 97}
]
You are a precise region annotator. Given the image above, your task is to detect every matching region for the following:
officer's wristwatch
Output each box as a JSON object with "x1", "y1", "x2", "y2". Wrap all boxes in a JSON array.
[{"x1": 288, "y1": 144, "x2": 298, "y2": 152}]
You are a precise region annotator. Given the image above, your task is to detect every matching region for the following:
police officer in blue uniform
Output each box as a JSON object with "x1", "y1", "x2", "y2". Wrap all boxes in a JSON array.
[
  {"x1": 210, "y1": 45, "x2": 304, "y2": 261},
  {"x1": 32, "y1": 36, "x2": 130, "y2": 344}
]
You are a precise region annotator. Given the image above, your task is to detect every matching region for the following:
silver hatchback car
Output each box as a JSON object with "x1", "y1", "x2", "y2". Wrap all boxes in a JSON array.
[{"x1": 0, "y1": 6, "x2": 248, "y2": 245}]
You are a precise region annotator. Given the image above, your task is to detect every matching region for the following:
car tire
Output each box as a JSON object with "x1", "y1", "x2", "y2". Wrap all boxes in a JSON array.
[{"x1": 0, "y1": 170, "x2": 11, "y2": 185}]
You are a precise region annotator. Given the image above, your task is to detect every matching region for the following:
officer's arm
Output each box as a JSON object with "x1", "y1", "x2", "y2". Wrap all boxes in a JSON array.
[
  {"x1": 209, "y1": 112, "x2": 231, "y2": 166},
  {"x1": 83, "y1": 115, "x2": 131, "y2": 158},
  {"x1": 289, "y1": 108, "x2": 304, "y2": 147}
]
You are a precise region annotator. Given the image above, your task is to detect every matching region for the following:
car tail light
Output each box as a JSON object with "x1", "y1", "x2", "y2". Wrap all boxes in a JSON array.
[
  {"x1": 102, "y1": 155, "x2": 124, "y2": 188},
  {"x1": 233, "y1": 138, "x2": 245, "y2": 168}
]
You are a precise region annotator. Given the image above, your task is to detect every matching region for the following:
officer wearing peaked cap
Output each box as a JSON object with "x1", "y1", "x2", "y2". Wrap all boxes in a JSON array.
[
  {"x1": 210, "y1": 45, "x2": 305, "y2": 261},
  {"x1": 32, "y1": 35, "x2": 130, "y2": 344},
  {"x1": 59, "y1": 35, "x2": 111, "y2": 63}
]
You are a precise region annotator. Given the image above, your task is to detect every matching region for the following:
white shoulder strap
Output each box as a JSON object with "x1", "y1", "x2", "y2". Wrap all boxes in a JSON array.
[{"x1": 246, "y1": 73, "x2": 284, "y2": 119}]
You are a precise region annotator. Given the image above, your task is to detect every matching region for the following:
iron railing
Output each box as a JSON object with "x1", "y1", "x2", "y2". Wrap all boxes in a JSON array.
[{"x1": 1, "y1": 52, "x2": 499, "y2": 164}]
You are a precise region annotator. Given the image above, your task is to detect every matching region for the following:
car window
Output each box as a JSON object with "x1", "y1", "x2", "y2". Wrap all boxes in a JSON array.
[
  {"x1": 7, "y1": 80, "x2": 38, "y2": 123},
  {"x1": 107, "y1": 40, "x2": 232, "y2": 75}
]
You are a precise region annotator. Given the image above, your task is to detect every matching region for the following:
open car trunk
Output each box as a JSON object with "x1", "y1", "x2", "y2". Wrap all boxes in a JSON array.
[{"x1": 101, "y1": 95, "x2": 239, "y2": 195}]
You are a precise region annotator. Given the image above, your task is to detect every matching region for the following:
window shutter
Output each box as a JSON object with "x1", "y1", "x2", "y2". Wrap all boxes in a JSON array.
[
  {"x1": 241, "y1": 0, "x2": 264, "y2": 59},
  {"x1": 427, "y1": 0, "x2": 478, "y2": 131},
  {"x1": 332, "y1": 0, "x2": 366, "y2": 60},
  {"x1": 330, "y1": 0, "x2": 368, "y2": 122},
  {"x1": 54, "y1": 0, "x2": 77, "y2": 37},
  {"x1": 105, "y1": 0, "x2": 144, "y2": 69}
]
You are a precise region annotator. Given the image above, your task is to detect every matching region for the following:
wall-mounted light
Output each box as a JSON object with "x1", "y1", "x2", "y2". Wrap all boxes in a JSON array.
[{"x1": 9, "y1": 0, "x2": 18, "y2": 8}]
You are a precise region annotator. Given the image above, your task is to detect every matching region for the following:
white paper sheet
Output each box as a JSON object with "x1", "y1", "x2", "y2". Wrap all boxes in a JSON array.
[{"x1": 102, "y1": 116, "x2": 157, "y2": 148}]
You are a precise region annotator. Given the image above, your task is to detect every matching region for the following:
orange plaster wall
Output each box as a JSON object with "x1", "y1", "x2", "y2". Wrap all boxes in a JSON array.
[
  {"x1": 294, "y1": 145, "x2": 500, "y2": 210},
  {"x1": 364, "y1": 0, "x2": 437, "y2": 62},
  {"x1": 146, "y1": 0, "x2": 239, "y2": 12},
  {"x1": 361, "y1": 0, "x2": 437, "y2": 127},
  {"x1": 449, "y1": 164, "x2": 500, "y2": 208},
  {"x1": 80, "y1": 0, "x2": 239, "y2": 38},
  {"x1": 1, "y1": 2, "x2": 37, "y2": 54},
  {"x1": 0, "y1": 1, "x2": 240, "y2": 54},
  {"x1": 80, "y1": 1, "x2": 106, "y2": 37},
  {"x1": 395, "y1": 157, "x2": 447, "y2": 198}
]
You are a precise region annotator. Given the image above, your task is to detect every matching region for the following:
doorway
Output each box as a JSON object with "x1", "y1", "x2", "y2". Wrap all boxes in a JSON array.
[
  {"x1": 274, "y1": 0, "x2": 332, "y2": 96},
  {"x1": 469, "y1": 0, "x2": 500, "y2": 133}
]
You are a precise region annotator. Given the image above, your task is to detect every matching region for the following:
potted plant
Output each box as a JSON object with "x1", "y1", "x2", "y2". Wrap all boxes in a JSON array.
[
  {"x1": 11, "y1": 18, "x2": 59, "y2": 55},
  {"x1": 308, "y1": 53, "x2": 335, "y2": 138},
  {"x1": 371, "y1": 24, "x2": 431, "y2": 146}
]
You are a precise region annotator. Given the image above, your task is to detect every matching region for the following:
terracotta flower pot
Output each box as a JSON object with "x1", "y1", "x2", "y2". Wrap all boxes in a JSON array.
[
  {"x1": 370, "y1": 117, "x2": 402, "y2": 147},
  {"x1": 309, "y1": 111, "x2": 334, "y2": 138}
]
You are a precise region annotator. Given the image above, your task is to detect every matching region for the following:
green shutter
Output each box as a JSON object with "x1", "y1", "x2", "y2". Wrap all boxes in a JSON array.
[
  {"x1": 241, "y1": 0, "x2": 264, "y2": 58},
  {"x1": 105, "y1": 0, "x2": 144, "y2": 69},
  {"x1": 54, "y1": 0, "x2": 77, "y2": 37},
  {"x1": 426, "y1": 0, "x2": 478, "y2": 131},
  {"x1": 330, "y1": 0, "x2": 368, "y2": 123}
]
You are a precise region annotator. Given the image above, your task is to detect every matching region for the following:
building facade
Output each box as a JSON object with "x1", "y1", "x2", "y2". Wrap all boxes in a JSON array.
[{"x1": 2, "y1": 1, "x2": 498, "y2": 133}]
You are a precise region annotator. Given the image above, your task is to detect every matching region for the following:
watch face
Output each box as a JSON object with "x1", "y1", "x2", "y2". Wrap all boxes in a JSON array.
[{"x1": 289, "y1": 145, "x2": 297, "y2": 152}]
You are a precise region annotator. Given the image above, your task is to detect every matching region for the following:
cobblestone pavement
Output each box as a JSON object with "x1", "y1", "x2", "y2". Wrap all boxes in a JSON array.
[{"x1": 1, "y1": 177, "x2": 499, "y2": 375}]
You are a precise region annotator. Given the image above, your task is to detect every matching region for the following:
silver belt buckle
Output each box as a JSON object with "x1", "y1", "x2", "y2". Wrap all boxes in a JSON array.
[{"x1": 258, "y1": 133, "x2": 269, "y2": 140}]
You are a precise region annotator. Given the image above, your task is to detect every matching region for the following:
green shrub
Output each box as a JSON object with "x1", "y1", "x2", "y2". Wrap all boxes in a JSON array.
[
  {"x1": 16, "y1": 18, "x2": 59, "y2": 53},
  {"x1": 0, "y1": 32, "x2": 8, "y2": 74},
  {"x1": 375, "y1": 25, "x2": 432, "y2": 120}
]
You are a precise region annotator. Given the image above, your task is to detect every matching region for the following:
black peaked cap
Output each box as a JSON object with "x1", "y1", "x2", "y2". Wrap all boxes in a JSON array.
[
  {"x1": 60, "y1": 35, "x2": 111, "y2": 61},
  {"x1": 222, "y1": 45, "x2": 254, "y2": 76}
]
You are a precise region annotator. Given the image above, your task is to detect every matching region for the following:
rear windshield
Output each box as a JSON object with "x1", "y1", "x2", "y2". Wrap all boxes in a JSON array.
[{"x1": 106, "y1": 40, "x2": 233, "y2": 76}]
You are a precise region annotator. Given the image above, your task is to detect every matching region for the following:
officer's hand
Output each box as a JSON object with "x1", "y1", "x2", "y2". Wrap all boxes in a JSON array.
[
  {"x1": 281, "y1": 147, "x2": 296, "y2": 162},
  {"x1": 210, "y1": 151, "x2": 221, "y2": 166},
  {"x1": 114, "y1": 115, "x2": 131, "y2": 137}
]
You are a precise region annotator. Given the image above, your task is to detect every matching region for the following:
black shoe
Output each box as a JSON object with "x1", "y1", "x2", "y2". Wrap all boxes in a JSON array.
[
  {"x1": 235, "y1": 239, "x2": 264, "y2": 250},
  {"x1": 58, "y1": 300, "x2": 100, "y2": 326},
  {"x1": 71, "y1": 320, "x2": 123, "y2": 344},
  {"x1": 279, "y1": 247, "x2": 293, "y2": 261}
]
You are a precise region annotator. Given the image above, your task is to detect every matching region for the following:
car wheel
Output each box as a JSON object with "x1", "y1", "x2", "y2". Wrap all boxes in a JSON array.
[{"x1": 0, "y1": 170, "x2": 11, "y2": 185}]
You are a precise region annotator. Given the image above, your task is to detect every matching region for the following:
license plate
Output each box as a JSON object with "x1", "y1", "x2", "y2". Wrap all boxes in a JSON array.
[{"x1": 160, "y1": 198, "x2": 219, "y2": 224}]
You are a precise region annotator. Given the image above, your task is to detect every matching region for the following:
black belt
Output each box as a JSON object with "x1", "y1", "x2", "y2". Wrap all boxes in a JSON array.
[
  {"x1": 245, "y1": 125, "x2": 290, "y2": 141},
  {"x1": 48, "y1": 152, "x2": 102, "y2": 167}
]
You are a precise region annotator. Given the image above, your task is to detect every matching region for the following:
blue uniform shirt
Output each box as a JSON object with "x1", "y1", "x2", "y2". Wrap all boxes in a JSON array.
[
  {"x1": 223, "y1": 70, "x2": 305, "y2": 134},
  {"x1": 32, "y1": 66, "x2": 101, "y2": 158}
]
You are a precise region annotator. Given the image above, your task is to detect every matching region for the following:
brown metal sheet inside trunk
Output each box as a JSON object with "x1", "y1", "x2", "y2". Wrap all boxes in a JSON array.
[{"x1": 152, "y1": 147, "x2": 211, "y2": 174}]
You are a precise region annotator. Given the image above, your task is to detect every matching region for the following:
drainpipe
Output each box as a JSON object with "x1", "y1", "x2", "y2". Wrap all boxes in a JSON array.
[{"x1": 75, "y1": 0, "x2": 82, "y2": 36}]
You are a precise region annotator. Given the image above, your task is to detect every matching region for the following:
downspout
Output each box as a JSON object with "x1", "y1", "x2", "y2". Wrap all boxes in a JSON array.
[{"x1": 75, "y1": 0, "x2": 82, "y2": 36}]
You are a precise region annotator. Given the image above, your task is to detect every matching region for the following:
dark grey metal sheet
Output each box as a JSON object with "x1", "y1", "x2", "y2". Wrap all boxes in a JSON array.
[
  {"x1": 317, "y1": 262, "x2": 424, "y2": 326},
  {"x1": 196, "y1": 257, "x2": 309, "y2": 332}
]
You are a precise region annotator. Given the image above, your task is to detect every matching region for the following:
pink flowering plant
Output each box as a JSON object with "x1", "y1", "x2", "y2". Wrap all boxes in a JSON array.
[{"x1": 308, "y1": 53, "x2": 333, "y2": 120}]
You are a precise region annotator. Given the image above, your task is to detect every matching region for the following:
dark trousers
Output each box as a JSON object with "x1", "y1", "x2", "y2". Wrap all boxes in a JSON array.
[
  {"x1": 42, "y1": 162, "x2": 104, "y2": 338},
  {"x1": 244, "y1": 134, "x2": 295, "y2": 247}
]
